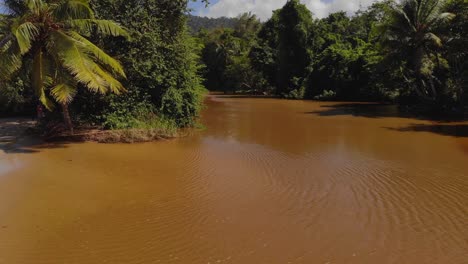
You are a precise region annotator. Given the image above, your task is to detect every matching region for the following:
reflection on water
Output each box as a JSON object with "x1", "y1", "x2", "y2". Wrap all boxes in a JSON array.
[
  {"x1": 0, "y1": 95, "x2": 467, "y2": 264},
  {"x1": 0, "y1": 157, "x2": 23, "y2": 176}
]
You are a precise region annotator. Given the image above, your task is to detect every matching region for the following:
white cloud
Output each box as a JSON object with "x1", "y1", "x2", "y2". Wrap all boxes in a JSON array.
[{"x1": 199, "y1": 0, "x2": 381, "y2": 20}]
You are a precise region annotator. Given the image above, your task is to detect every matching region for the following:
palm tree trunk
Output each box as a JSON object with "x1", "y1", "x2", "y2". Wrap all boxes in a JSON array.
[{"x1": 61, "y1": 103, "x2": 74, "y2": 135}]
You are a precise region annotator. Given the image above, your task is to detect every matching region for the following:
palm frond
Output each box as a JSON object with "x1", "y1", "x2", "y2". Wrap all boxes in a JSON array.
[
  {"x1": 396, "y1": 6, "x2": 417, "y2": 32},
  {"x1": 26, "y1": 0, "x2": 46, "y2": 16},
  {"x1": 68, "y1": 31, "x2": 126, "y2": 77},
  {"x1": 13, "y1": 21, "x2": 39, "y2": 54},
  {"x1": 0, "y1": 34, "x2": 14, "y2": 49},
  {"x1": 2, "y1": 0, "x2": 126, "y2": 110},
  {"x1": 425, "y1": 32, "x2": 442, "y2": 47},
  {"x1": 51, "y1": 83, "x2": 77, "y2": 104},
  {"x1": 66, "y1": 19, "x2": 129, "y2": 38},
  {"x1": 433, "y1": 12, "x2": 456, "y2": 24},
  {"x1": 0, "y1": 40, "x2": 22, "y2": 81},
  {"x1": 93, "y1": 64, "x2": 125, "y2": 94},
  {"x1": 52, "y1": 0, "x2": 94, "y2": 20},
  {"x1": 48, "y1": 30, "x2": 108, "y2": 93}
]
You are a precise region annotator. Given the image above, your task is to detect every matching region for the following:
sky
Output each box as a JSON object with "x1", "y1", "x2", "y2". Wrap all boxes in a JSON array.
[
  {"x1": 189, "y1": 0, "x2": 381, "y2": 20},
  {"x1": 0, "y1": 1, "x2": 380, "y2": 20}
]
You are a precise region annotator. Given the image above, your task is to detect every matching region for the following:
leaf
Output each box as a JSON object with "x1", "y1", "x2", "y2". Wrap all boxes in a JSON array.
[
  {"x1": 52, "y1": 0, "x2": 94, "y2": 20},
  {"x1": 48, "y1": 30, "x2": 107, "y2": 93},
  {"x1": 68, "y1": 31, "x2": 126, "y2": 77},
  {"x1": 51, "y1": 83, "x2": 77, "y2": 104},
  {"x1": 66, "y1": 19, "x2": 130, "y2": 38},
  {"x1": 438, "y1": 12, "x2": 456, "y2": 22},
  {"x1": 14, "y1": 21, "x2": 39, "y2": 54},
  {"x1": 0, "y1": 40, "x2": 22, "y2": 81},
  {"x1": 26, "y1": 0, "x2": 45, "y2": 15},
  {"x1": 93, "y1": 64, "x2": 126, "y2": 94},
  {"x1": 425, "y1": 32, "x2": 442, "y2": 47}
]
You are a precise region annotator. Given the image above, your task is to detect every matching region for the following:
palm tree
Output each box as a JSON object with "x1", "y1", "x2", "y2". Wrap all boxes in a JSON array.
[
  {"x1": 382, "y1": 0, "x2": 455, "y2": 102},
  {"x1": 0, "y1": 0, "x2": 128, "y2": 133}
]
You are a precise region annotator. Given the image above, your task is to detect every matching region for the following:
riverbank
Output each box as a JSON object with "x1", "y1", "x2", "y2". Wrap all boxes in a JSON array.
[
  {"x1": 47, "y1": 127, "x2": 178, "y2": 143},
  {"x1": 0, "y1": 117, "x2": 178, "y2": 148},
  {"x1": 0, "y1": 118, "x2": 36, "y2": 145}
]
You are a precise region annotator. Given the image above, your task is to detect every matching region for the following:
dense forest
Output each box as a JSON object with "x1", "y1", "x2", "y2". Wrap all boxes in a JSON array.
[
  {"x1": 187, "y1": 15, "x2": 237, "y2": 33},
  {"x1": 0, "y1": 0, "x2": 466, "y2": 137},
  {"x1": 197, "y1": 0, "x2": 467, "y2": 113}
]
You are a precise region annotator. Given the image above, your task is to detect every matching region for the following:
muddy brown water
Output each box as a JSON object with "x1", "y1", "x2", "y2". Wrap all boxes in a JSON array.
[{"x1": 0, "y1": 95, "x2": 467, "y2": 264}]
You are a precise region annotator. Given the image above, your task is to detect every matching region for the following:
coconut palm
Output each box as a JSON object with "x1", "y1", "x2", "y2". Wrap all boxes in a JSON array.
[
  {"x1": 0, "y1": 0, "x2": 128, "y2": 133},
  {"x1": 382, "y1": 0, "x2": 455, "y2": 102}
]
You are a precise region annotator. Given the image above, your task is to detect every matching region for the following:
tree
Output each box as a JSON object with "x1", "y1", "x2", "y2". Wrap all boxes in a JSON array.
[
  {"x1": 381, "y1": 0, "x2": 455, "y2": 105},
  {"x1": 0, "y1": 0, "x2": 128, "y2": 133},
  {"x1": 200, "y1": 28, "x2": 241, "y2": 92},
  {"x1": 249, "y1": 12, "x2": 280, "y2": 93},
  {"x1": 87, "y1": 0, "x2": 205, "y2": 127},
  {"x1": 187, "y1": 15, "x2": 238, "y2": 33},
  {"x1": 442, "y1": 0, "x2": 467, "y2": 109},
  {"x1": 234, "y1": 12, "x2": 262, "y2": 40},
  {"x1": 276, "y1": 0, "x2": 314, "y2": 98},
  {"x1": 199, "y1": 13, "x2": 266, "y2": 94},
  {"x1": 251, "y1": 0, "x2": 314, "y2": 98},
  {"x1": 305, "y1": 8, "x2": 387, "y2": 101}
]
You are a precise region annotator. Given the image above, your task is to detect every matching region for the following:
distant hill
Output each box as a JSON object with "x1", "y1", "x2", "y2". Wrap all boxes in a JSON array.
[{"x1": 187, "y1": 15, "x2": 238, "y2": 33}]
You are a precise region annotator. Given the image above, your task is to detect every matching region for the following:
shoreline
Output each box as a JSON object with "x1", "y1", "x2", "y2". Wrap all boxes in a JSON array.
[
  {"x1": 0, "y1": 118, "x2": 37, "y2": 144},
  {"x1": 0, "y1": 117, "x2": 179, "y2": 150},
  {"x1": 47, "y1": 128, "x2": 179, "y2": 144}
]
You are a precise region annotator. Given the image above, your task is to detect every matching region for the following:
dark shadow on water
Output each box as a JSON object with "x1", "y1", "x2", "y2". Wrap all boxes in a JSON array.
[
  {"x1": 0, "y1": 145, "x2": 40, "y2": 154},
  {"x1": 212, "y1": 95, "x2": 277, "y2": 99},
  {"x1": 0, "y1": 118, "x2": 73, "y2": 155},
  {"x1": 0, "y1": 137, "x2": 71, "y2": 154},
  {"x1": 307, "y1": 103, "x2": 468, "y2": 122},
  {"x1": 385, "y1": 124, "x2": 468, "y2": 138}
]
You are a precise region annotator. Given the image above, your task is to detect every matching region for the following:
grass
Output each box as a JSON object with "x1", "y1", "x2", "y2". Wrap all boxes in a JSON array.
[
  {"x1": 90, "y1": 118, "x2": 179, "y2": 143},
  {"x1": 38, "y1": 113, "x2": 180, "y2": 143}
]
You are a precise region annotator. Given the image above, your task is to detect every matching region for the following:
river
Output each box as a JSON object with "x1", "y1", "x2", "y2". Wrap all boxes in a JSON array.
[{"x1": 0, "y1": 95, "x2": 467, "y2": 263}]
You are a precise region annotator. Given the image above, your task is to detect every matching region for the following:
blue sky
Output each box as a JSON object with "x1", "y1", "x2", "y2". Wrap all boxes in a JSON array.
[
  {"x1": 190, "y1": 0, "x2": 380, "y2": 20},
  {"x1": 188, "y1": 0, "x2": 214, "y2": 12}
]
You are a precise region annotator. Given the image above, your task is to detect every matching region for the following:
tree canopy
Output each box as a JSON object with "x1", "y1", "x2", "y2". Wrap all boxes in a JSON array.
[
  {"x1": 0, "y1": 0, "x2": 128, "y2": 131},
  {"x1": 196, "y1": 0, "x2": 466, "y2": 112},
  {"x1": 0, "y1": 0, "x2": 466, "y2": 135}
]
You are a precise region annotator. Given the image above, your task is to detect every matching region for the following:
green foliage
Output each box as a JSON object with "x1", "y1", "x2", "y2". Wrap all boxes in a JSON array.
[
  {"x1": 99, "y1": 91, "x2": 153, "y2": 130},
  {"x1": 1, "y1": 0, "x2": 466, "y2": 126},
  {"x1": 198, "y1": 13, "x2": 269, "y2": 94},
  {"x1": 85, "y1": 0, "x2": 206, "y2": 128},
  {"x1": 275, "y1": 0, "x2": 314, "y2": 98},
  {"x1": 91, "y1": 90, "x2": 179, "y2": 141},
  {"x1": 0, "y1": 0, "x2": 206, "y2": 131},
  {"x1": 187, "y1": 15, "x2": 238, "y2": 33},
  {"x1": 314, "y1": 90, "x2": 337, "y2": 101},
  {"x1": 380, "y1": 0, "x2": 457, "y2": 108},
  {"x1": 0, "y1": 0, "x2": 127, "y2": 110},
  {"x1": 209, "y1": 0, "x2": 465, "y2": 112},
  {"x1": 442, "y1": 0, "x2": 468, "y2": 108},
  {"x1": 250, "y1": 1, "x2": 315, "y2": 98},
  {"x1": 0, "y1": 76, "x2": 31, "y2": 115},
  {"x1": 305, "y1": 9, "x2": 385, "y2": 100},
  {"x1": 0, "y1": 0, "x2": 127, "y2": 133}
]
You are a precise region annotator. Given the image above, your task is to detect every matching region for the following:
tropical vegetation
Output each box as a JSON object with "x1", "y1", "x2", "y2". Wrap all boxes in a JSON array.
[
  {"x1": 0, "y1": 0, "x2": 128, "y2": 133},
  {"x1": 196, "y1": 0, "x2": 466, "y2": 113},
  {"x1": 0, "y1": 0, "x2": 466, "y2": 139}
]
